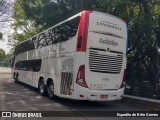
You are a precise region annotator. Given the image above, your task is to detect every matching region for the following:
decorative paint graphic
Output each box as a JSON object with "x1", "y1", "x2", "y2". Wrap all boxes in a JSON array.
[{"x1": 62, "y1": 58, "x2": 74, "y2": 71}]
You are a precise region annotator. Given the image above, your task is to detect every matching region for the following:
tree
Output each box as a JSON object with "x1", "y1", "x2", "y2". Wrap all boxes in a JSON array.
[
  {"x1": 9, "y1": 0, "x2": 98, "y2": 48},
  {"x1": 0, "y1": 48, "x2": 5, "y2": 55},
  {"x1": 0, "y1": 48, "x2": 5, "y2": 61},
  {"x1": 0, "y1": 0, "x2": 13, "y2": 29},
  {"x1": 0, "y1": 0, "x2": 13, "y2": 41},
  {"x1": 127, "y1": 0, "x2": 160, "y2": 84}
]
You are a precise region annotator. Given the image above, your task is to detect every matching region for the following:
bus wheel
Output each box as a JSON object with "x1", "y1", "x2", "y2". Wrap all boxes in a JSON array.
[
  {"x1": 47, "y1": 80, "x2": 55, "y2": 99},
  {"x1": 38, "y1": 79, "x2": 47, "y2": 96},
  {"x1": 15, "y1": 74, "x2": 19, "y2": 83}
]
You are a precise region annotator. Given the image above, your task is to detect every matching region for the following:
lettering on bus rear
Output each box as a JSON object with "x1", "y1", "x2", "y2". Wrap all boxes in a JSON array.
[
  {"x1": 99, "y1": 38, "x2": 118, "y2": 46},
  {"x1": 97, "y1": 21, "x2": 122, "y2": 31}
]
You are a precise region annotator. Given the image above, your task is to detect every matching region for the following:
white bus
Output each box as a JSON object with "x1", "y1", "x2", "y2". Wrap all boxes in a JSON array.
[{"x1": 12, "y1": 10, "x2": 128, "y2": 101}]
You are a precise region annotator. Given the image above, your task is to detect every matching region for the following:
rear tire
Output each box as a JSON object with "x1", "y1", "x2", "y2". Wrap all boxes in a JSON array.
[
  {"x1": 47, "y1": 80, "x2": 55, "y2": 99},
  {"x1": 38, "y1": 79, "x2": 47, "y2": 96}
]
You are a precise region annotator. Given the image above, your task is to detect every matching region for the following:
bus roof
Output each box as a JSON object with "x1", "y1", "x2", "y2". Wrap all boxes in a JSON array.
[{"x1": 17, "y1": 10, "x2": 125, "y2": 45}]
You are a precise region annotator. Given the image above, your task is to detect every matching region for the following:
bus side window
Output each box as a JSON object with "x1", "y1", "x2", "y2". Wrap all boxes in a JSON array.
[
  {"x1": 54, "y1": 27, "x2": 61, "y2": 44},
  {"x1": 37, "y1": 33, "x2": 48, "y2": 48},
  {"x1": 20, "y1": 61, "x2": 27, "y2": 71},
  {"x1": 17, "y1": 61, "x2": 21, "y2": 70},
  {"x1": 25, "y1": 40, "x2": 34, "y2": 51},
  {"x1": 27, "y1": 60, "x2": 34, "y2": 71},
  {"x1": 32, "y1": 36, "x2": 38, "y2": 49},
  {"x1": 60, "y1": 24, "x2": 68, "y2": 42},
  {"x1": 15, "y1": 61, "x2": 19, "y2": 70},
  {"x1": 33, "y1": 59, "x2": 42, "y2": 72},
  {"x1": 62, "y1": 16, "x2": 80, "y2": 41},
  {"x1": 51, "y1": 28, "x2": 55, "y2": 44}
]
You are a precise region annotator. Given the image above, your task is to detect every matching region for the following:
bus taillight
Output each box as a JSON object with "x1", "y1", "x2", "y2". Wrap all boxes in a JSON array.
[
  {"x1": 76, "y1": 65, "x2": 88, "y2": 88},
  {"x1": 120, "y1": 69, "x2": 126, "y2": 89},
  {"x1": 122, "y1": 19, "x2": 125, "y2": 22},
  {"x1": 76, "y1": 11, "x2": 89, "y2": 52},
  {"x1": 88, "y1": 10, "x2": 93, "y2": 13}
]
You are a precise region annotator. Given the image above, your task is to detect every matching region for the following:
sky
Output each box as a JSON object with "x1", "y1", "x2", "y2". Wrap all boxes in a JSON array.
[
  {"x1": 0, "y1": 0, "x2": 14, "y2": 54},
  {"x1": 0, "y1": 22, "x2": 13, "y2": 54},
  {"x1": 0, "y1": 40, "x2": 11, "y2": 54}
]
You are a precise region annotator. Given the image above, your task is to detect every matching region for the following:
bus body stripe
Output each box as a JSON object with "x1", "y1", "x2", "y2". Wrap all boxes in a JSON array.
[{"x1": 76, "y1": 11, "x2": 89, "y2": 52}]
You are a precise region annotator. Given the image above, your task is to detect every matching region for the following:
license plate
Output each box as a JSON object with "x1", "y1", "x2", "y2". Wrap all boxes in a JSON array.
[{"x1": 100, "y1": 95, "x2": 108, "y2": 99}]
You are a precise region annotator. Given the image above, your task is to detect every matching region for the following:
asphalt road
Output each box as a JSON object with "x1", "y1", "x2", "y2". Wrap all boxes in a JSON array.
[{"x1": 0, "y1": 67, "x2": 159, "y2": 120}]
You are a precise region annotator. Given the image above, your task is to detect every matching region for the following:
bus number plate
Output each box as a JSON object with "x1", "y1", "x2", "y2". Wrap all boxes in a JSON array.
[
  {"x1": 100, "y1": 95, "x2": 108, "y2": 99},
  {"x1": 89, "y1": 84, "x2": 104, "y2": 89}
]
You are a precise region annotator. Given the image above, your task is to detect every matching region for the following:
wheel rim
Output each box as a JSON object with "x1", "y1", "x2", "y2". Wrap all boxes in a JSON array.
[{"x1": 39, "y1": 82, "x2": 44, "y2": 93}]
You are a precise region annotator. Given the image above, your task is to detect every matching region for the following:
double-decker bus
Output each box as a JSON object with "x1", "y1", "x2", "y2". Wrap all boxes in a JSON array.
[{"x1": 12, "y1": 10, "x2": 128, "y2": 101}]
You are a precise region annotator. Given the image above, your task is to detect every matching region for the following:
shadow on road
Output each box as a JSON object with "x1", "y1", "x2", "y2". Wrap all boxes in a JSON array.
[
  {"x1": 16, "y1": 81, "x2": 114, "y2": 110},
  {"x1": 1, "y1": 78, "x2": 147, "y2": 113},
  {"x1": 1, "y1": 79, "x2": 116, "y2": 111}
]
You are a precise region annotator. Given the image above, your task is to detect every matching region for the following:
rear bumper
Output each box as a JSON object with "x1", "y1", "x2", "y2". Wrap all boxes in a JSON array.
[{"x1": 73, "y1": 84, "x2": 124, "y2": 101}]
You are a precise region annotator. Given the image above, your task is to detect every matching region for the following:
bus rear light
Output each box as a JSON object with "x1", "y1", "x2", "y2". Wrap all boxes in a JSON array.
[
  {"x1": 76, "y1": 11, "x2": 89, "y2": 52},
  {"x1": 88, "y1": 10, "x2": 93, "y2": 13},
  {"x1": 77, "y1": 36, "x2": 82, "y2": 48},
  {"x1": 120, "y1": 69, "x2": 126, "y2": 89},
  {"x1": 123, "y1": 69, "x2": 126, "y2": 81},
  {"x1": 122, "y1": 19, "x2": 125, "y2": 22},
  {"x1": 76, "y1": 65, "x2": 88, "y2": 88}
]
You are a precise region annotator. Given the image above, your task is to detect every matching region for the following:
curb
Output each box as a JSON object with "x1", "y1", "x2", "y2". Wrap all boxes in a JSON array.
[{"x1": 123, "y1": 94, "x2": 160, "y2": 104}]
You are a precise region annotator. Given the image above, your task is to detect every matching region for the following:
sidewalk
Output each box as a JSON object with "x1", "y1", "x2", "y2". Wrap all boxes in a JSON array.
[
  {"x1": 0, "y1": 67, "x2": 11, "y2": 74},
  {"x1": 116, "y1": 96, "x2": 160, "y2": 111}
]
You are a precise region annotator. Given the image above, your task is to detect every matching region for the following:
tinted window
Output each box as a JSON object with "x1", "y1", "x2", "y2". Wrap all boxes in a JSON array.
[
  {"x1": 15, "y1": 61, "x2": 20, "y2": 70},
  {"x1": 53, "y1": 16, "x2": 80, "y2": 43},
  {"x1": 14, "y1": 59, "x2": 42, "y2": 72},
  {"x1": 25, "y1": 40, "x2": 34, "y2": 51},
  {"x1": 33, "y1": 16, "x2": 80, "y2": 47},
  {"x1": 33, "y1": 59, "x2": 41, "y2": 72},
  {"x1": 14, "y1": 16, "x2": 80, "y2": 55},
  {"x1": 14, "y1": 39, "x2": 34, "y2": 55}
]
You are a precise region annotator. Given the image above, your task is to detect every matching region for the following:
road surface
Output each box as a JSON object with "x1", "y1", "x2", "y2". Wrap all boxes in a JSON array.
[{"x1": 0, "y1": 67, "x2": 159, "y2": 120}]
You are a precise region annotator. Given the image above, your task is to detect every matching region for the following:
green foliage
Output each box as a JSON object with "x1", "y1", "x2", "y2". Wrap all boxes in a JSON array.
[
  {"x1": 0, "y1": 48, "x2": 5, "y2": 63},
  {"x1": 9, "y1": 0, "x2": 99, "y2": 49},
  {"x1": 0, "y1": 49, "x2": 11, "y2": 67},
  {"x1": 0, "y1": 48, "x2": 5, "y2": 56}
]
